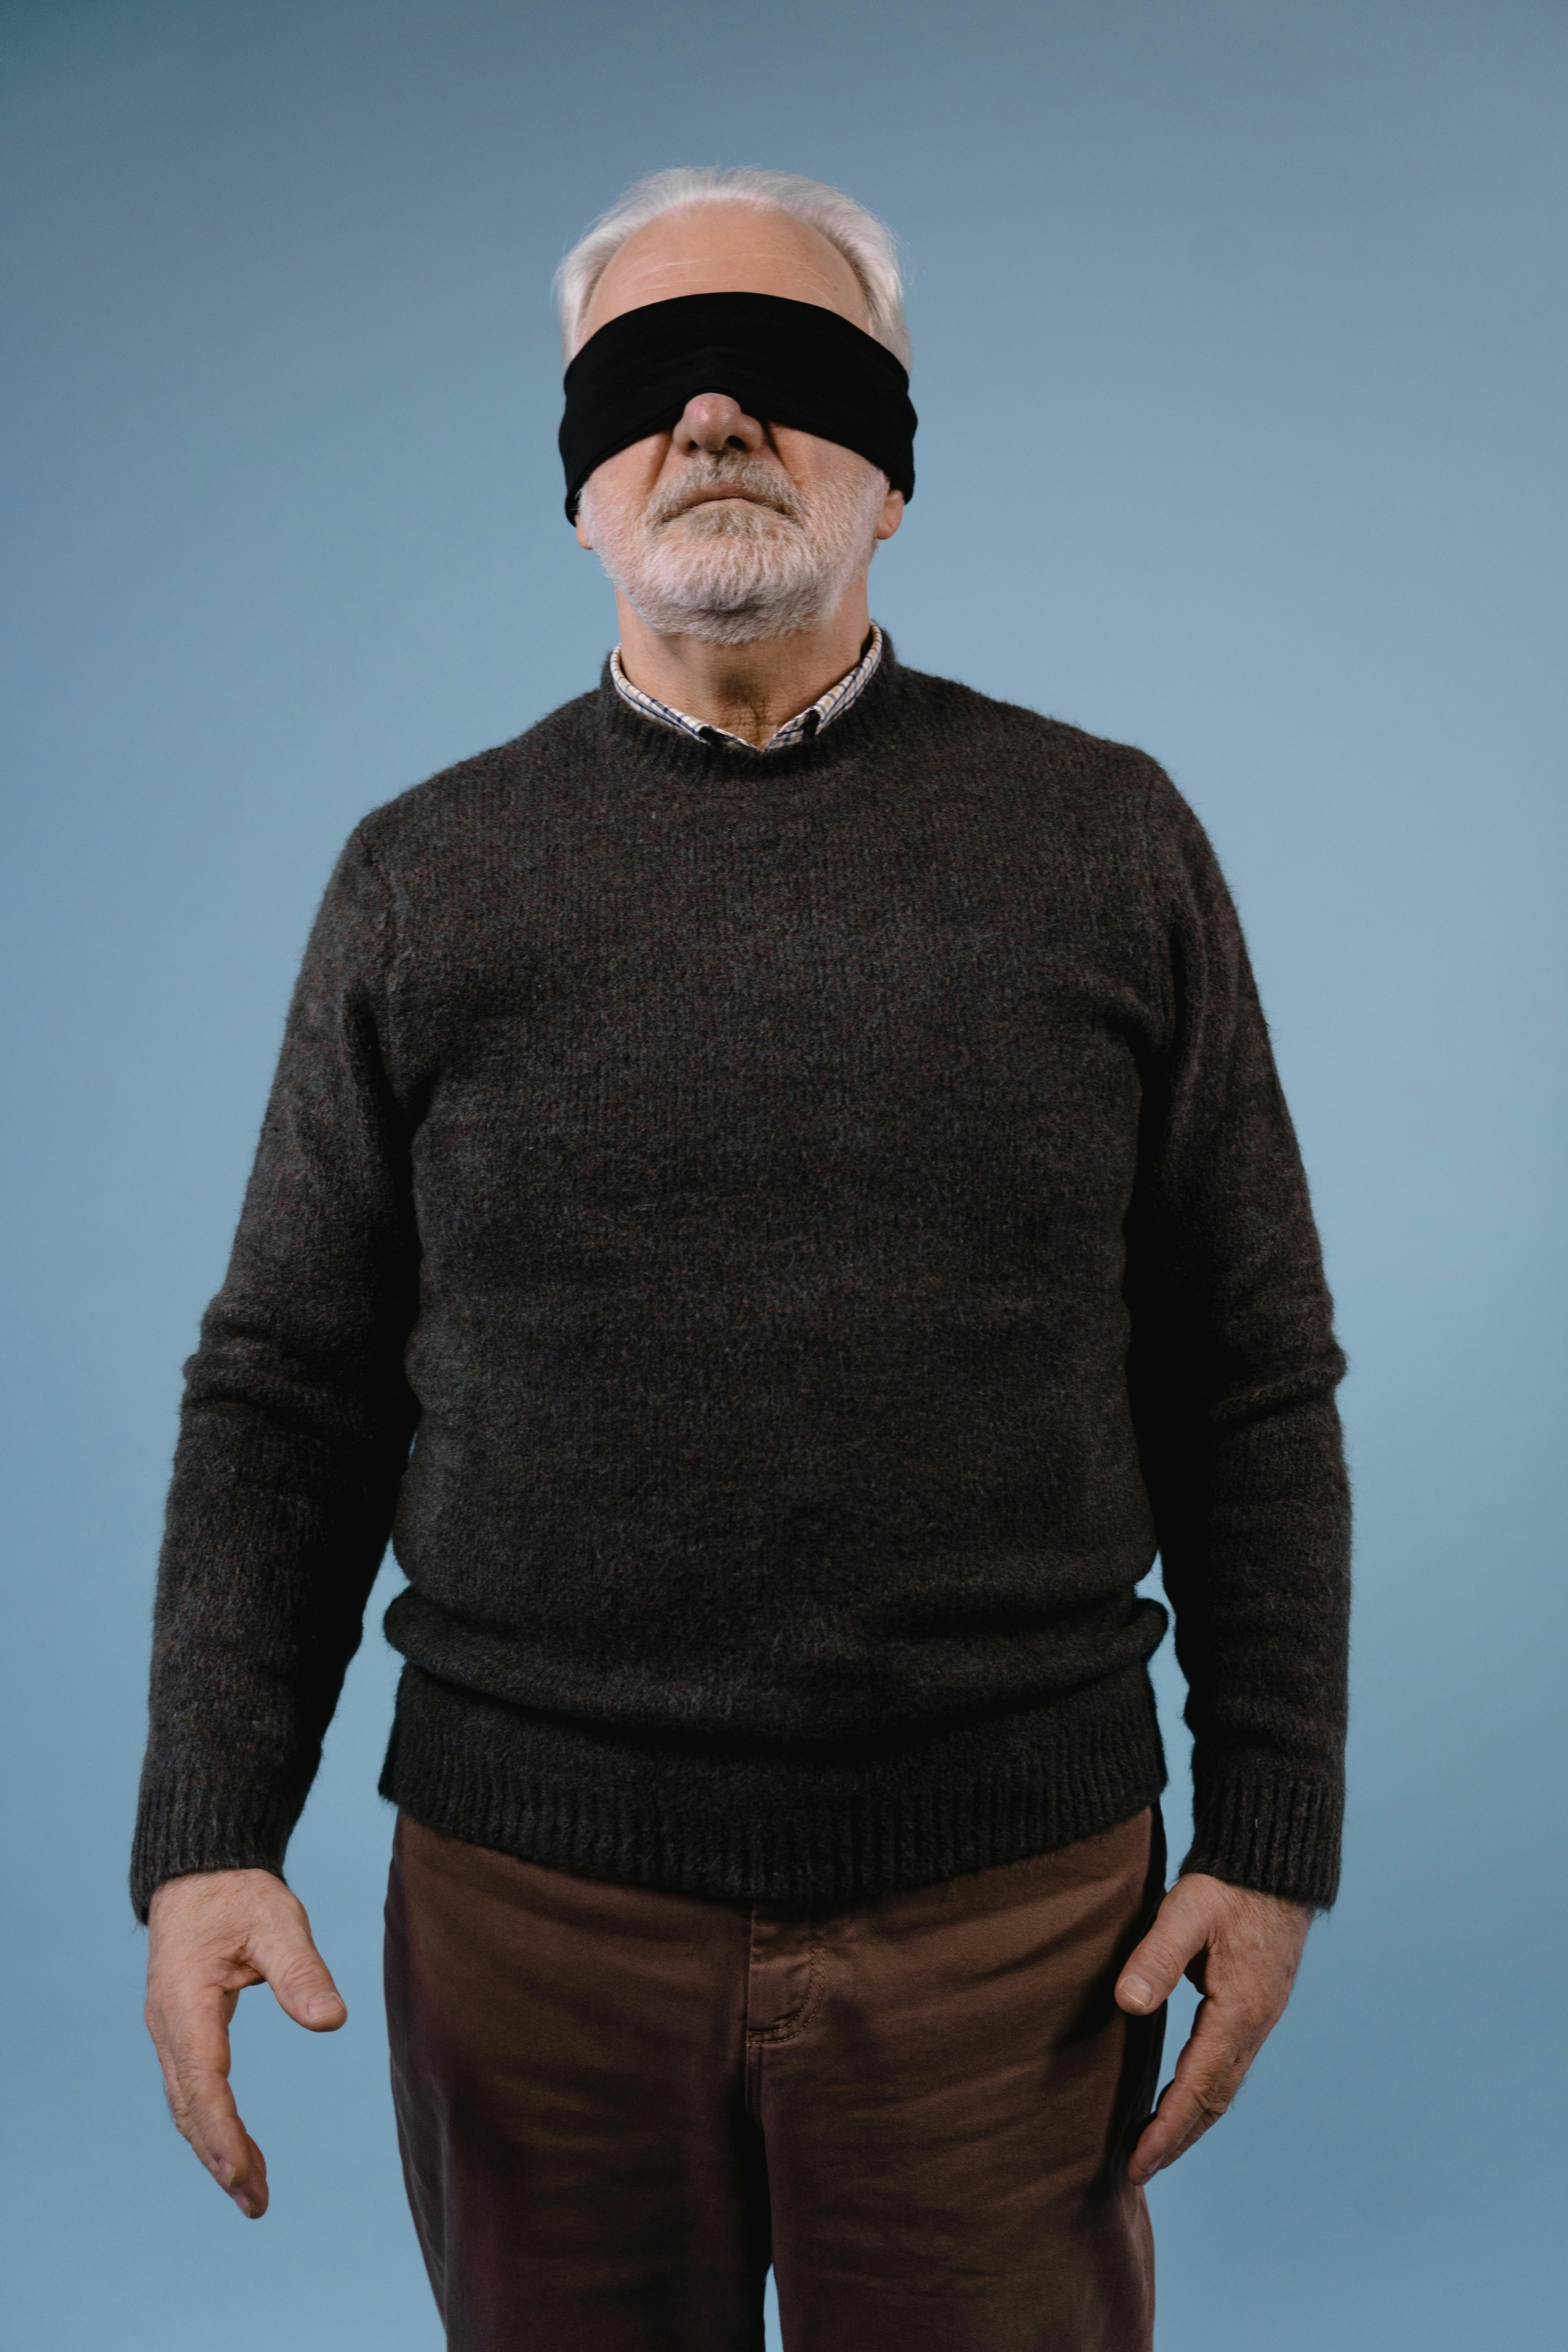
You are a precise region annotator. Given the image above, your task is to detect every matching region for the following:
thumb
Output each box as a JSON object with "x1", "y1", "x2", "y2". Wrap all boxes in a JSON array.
[
  {"x1": 1115, "y1": 1881, "x2": 1207, "y2": 2015},
  {"x1": 249, "y1": 1898, "x2": 347, "y2": 2033}
]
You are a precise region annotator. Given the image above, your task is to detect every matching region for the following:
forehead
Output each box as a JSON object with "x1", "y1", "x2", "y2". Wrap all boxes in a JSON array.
[{"x1": 578, "y1": 201, "x2": 869, "y2": 349}]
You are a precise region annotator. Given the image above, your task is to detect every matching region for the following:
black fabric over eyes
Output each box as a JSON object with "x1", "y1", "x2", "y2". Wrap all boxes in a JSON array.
[{"x1": 558, "y1": 291, "x2": 916, "y2": 523}]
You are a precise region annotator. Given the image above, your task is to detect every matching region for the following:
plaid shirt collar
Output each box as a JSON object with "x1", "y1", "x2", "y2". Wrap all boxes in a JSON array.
[{"x1": 609, "y1": 624, "x2": 883, "y2": 755}]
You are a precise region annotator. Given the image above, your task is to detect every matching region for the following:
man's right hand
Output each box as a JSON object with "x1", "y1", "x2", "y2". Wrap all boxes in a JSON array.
[{"x1": 144, "y1": 1868, "x2": 347, "y2": 2219}]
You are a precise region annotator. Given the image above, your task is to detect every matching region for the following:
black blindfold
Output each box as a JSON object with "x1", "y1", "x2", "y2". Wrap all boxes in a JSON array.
[{"x1": 559, "y1": 291, "x2": 917, "y2": 524}]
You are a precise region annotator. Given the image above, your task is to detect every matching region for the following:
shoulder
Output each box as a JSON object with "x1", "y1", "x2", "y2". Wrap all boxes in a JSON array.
[
  {"x1": 345, "y1": 688, "x2": 603, "y2": 868},
  {"x1": 890, "y1": 666, "x2": 1243, "y2": 955},
  {"x1": 892, "y1": 661, "x2": 1187, "y2": 829}
]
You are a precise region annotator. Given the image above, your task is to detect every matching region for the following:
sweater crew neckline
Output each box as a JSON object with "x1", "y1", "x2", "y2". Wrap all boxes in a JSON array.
[{"x1": 595, "y1": 629, "x2": 909, "y2": 784}]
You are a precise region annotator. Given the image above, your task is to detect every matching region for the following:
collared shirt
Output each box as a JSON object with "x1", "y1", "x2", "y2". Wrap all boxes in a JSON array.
[{"x1": 610, "y1": 624, "x2": 884, "y2": 754}]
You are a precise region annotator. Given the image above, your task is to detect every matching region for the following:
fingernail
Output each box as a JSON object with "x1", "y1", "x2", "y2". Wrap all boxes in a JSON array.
[
  {"x1": 305, "y1": 1993, "x2": 339, "y2": 2023},
  {"x1": 1122, "y1": 1976, "x2": 1152, "y2": 2008}
]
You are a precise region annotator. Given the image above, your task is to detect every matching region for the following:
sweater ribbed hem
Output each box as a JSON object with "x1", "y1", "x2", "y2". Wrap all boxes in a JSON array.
[
  {"x1": 376, "y1": 1660, "x2": 1169, "y2": 1906},
  {"x1": 1180, "y1": 1757, "x2": 1345, "y2": 1909},
  {"x1": 130, "y1": 1773, "x2": 297, "y2": 1924}
]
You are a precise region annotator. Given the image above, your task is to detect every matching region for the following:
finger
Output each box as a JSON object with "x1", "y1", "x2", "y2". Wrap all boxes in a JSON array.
[
  {"x1": 150, "y1": 1985, "x2": 270, "y2": 2216},
  {"x1": 1125, "y1": 1991, "x2": 1262, "y2": 2186},
  {"x1": 182, "y1": 2112, "x2": 270, "y2": 2220},
  {"x1": 223, "y1": 2129, "x2": 270, "y2": 2219},
  {"x1": 247, "y1": 1903, "x2": 347, "y2": 2032},
  {"x1": 1115, "y1": 1884, "x2": 1207, "y2": 2014}
]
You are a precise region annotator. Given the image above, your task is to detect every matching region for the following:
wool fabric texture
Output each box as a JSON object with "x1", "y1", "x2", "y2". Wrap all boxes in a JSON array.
[{"x1": 130, "y1": 643, "x2": 1351, "y2": 1926}]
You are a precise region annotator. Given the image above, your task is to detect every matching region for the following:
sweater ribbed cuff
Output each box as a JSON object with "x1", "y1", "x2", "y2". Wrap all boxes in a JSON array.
[
  {"x1": 129, "y1": 1773, "x2": 298, "y2": 1924},
  {"x1": 1179, "y1": 1755, "x2": 1344, "y2": 1909}
]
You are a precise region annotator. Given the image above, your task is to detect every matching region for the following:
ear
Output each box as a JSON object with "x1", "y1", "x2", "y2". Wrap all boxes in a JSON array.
[
  {"x1": 875, "y1": 486, "x2": 906, "y2": 543},
  {"x1": 573, "y1": 504, "x2": 595, "y2": 552}
]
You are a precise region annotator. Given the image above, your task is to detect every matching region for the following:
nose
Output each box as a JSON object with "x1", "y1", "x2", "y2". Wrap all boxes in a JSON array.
[{"x1": 675, "y1": 392, "x2": 766, "y2": 456}]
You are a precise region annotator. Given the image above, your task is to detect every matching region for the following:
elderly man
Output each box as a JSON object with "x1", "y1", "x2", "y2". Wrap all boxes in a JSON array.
[{"x1": 135, "y1": 167, "x2": 1350, "y2": 2351}]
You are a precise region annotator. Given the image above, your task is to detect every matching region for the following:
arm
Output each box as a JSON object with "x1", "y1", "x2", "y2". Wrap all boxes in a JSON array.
[
  {"x1": 1118, "y1": 774, "x2": 1351, "y2": 2179},
  {"x1": 132, "y1": 826, "x2": 419, "y2": 2207}
]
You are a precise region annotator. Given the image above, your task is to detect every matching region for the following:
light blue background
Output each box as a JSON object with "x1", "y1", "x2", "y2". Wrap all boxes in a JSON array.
[{"x1": 2, "y1": 2, "x2": 1564, "y2": 2344}]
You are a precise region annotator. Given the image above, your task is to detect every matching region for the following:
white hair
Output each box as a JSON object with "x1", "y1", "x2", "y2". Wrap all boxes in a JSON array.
[{"x1": 553, "y1": 165, "x2": 911, "y2": 369}]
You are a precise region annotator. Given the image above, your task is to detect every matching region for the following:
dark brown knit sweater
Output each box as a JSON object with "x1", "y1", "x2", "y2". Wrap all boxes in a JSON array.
[{"x1": 130, "y1": 641, "x2": 1350, "y2": 1924}]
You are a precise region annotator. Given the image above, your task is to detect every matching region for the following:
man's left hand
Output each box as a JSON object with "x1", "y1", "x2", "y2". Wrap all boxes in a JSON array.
[{"x1": 1114, "y1": 1871, "x2": 1314, "y2": 2187}]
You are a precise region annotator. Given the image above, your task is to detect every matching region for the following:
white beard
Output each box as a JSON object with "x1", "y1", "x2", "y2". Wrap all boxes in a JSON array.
[{"x1": 580, "y1": 450, "x2": 887, "y2": 646}]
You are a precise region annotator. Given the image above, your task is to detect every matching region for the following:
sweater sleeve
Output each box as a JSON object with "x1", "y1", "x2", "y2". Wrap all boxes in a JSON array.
[
  {"x1": 129, "y1": 827, "x2": 420, "y2": 1923},
  {"x1": 1125, "y1": 773, "x2": 1351, "y2": 1909}
]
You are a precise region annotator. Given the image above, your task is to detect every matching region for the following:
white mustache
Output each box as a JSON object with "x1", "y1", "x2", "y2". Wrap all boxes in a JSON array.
[{"x1": 648, "y1": 460, "x2": 806, "y2": 529}]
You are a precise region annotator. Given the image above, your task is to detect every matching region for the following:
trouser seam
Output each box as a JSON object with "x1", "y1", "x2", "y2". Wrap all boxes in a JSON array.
[{"x1": 744, "y1": 1921, "x2": 825, "y2": 2045}]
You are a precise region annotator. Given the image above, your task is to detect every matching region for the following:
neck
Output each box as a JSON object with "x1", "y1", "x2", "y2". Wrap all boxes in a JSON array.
[{"x1": 613, "y1": 579, "x2": 873, "y2": 749}]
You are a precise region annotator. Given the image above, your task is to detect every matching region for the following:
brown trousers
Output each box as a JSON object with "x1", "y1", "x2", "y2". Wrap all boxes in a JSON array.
[{"x1": 383, "y1": 1802, "x2": 1167, "y2": 2352}]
